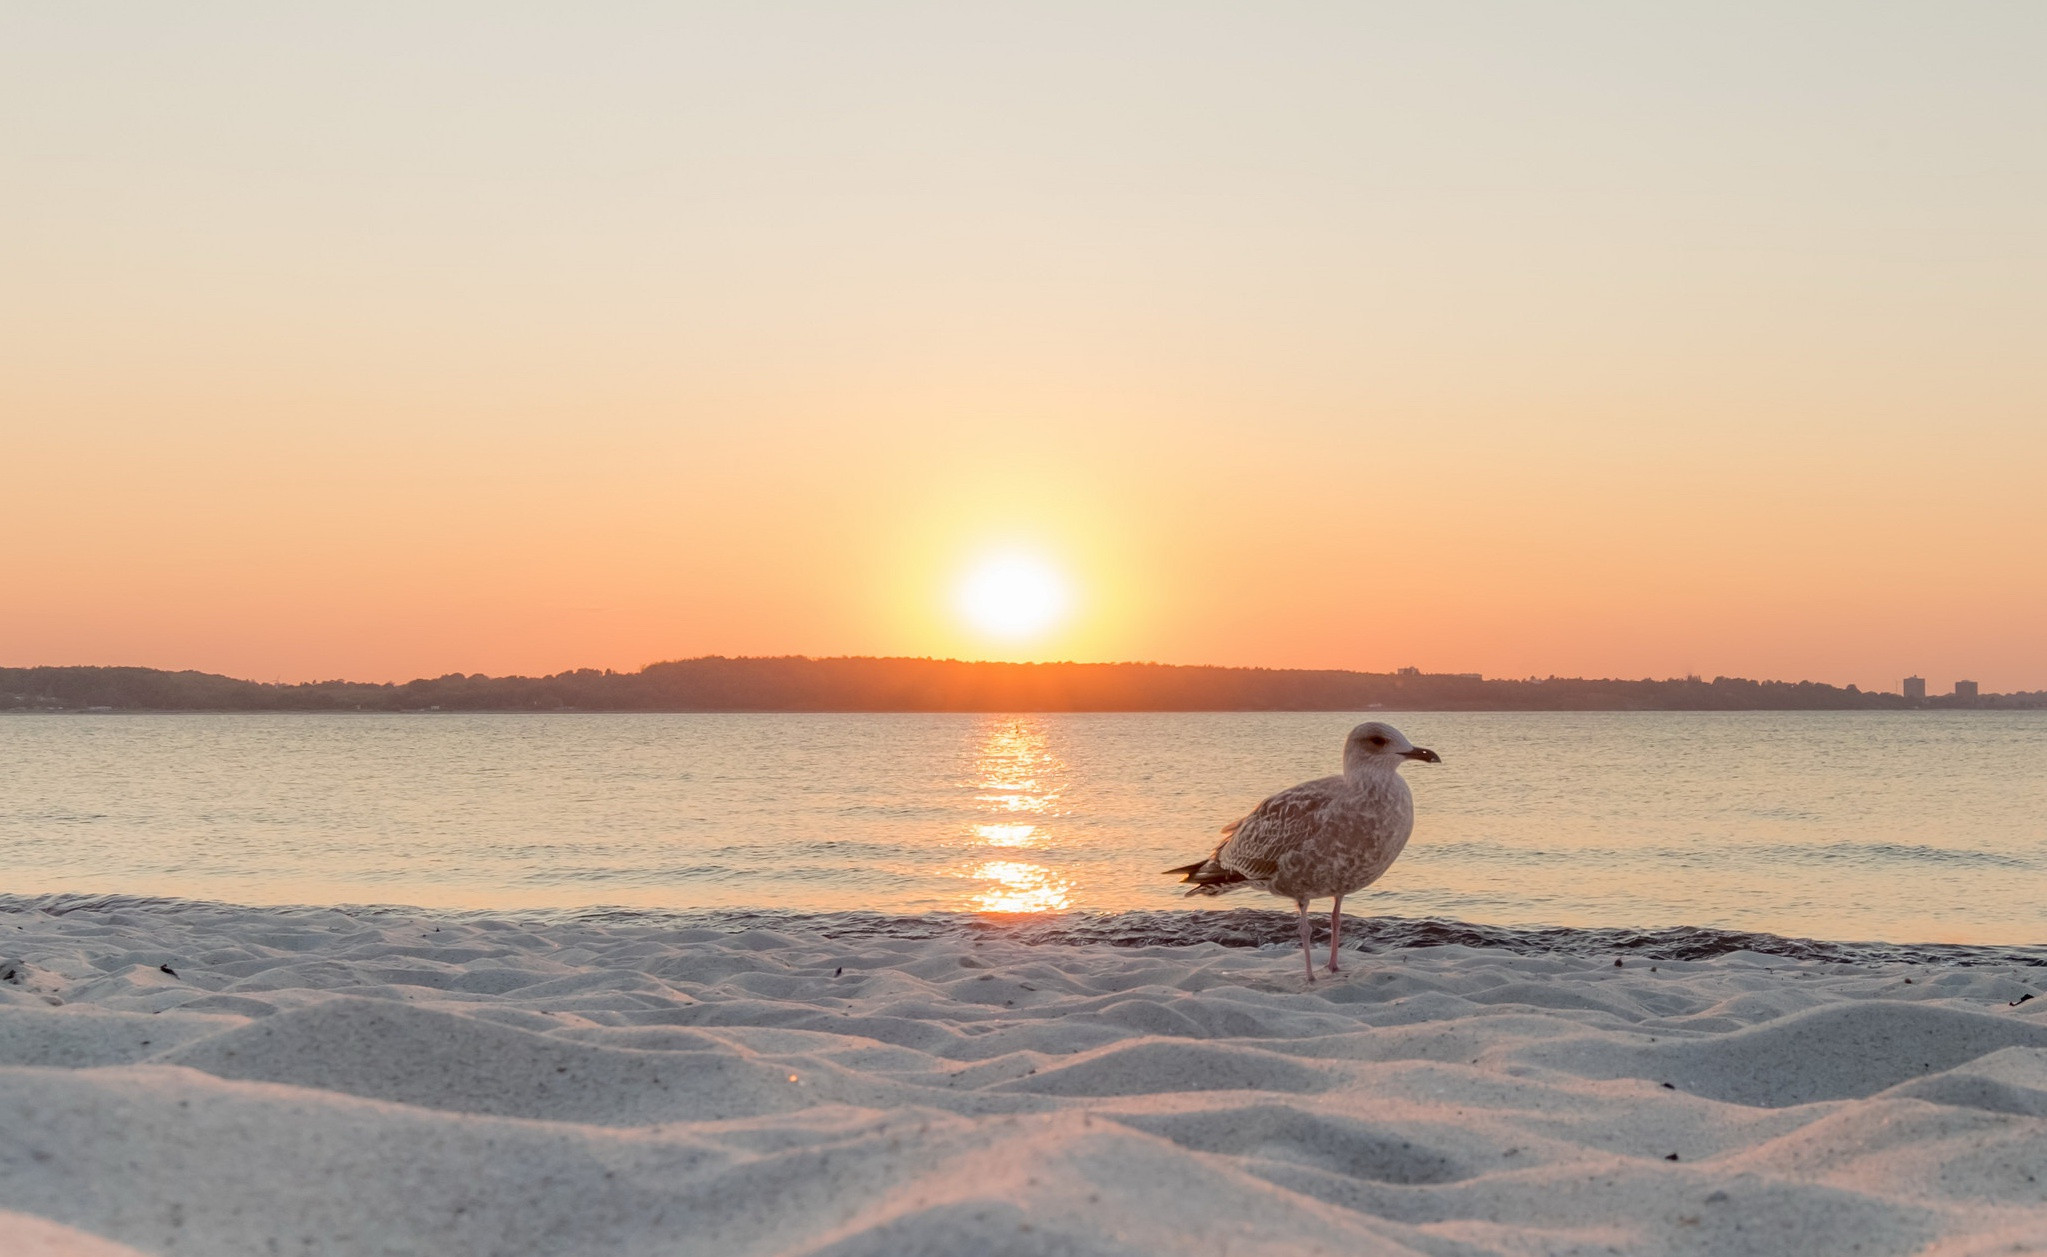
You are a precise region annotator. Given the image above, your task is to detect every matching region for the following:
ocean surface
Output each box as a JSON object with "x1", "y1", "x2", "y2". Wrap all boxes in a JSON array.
[{"x1": 2, "y1": 711, "x2": 2043, "y2": 946}]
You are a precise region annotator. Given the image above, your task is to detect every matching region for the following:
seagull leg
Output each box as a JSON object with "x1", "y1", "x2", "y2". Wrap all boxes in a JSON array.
[
  {"x1": 1297, "y1": 901, "x2": 1315, "y2": 983},
  {"x1": 1327, "y1": 894, "x2": 1343, "y2": 975}
]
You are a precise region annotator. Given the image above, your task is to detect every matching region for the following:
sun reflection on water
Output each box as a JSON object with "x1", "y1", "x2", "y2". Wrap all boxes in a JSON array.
[
  {"x1": 972, "y1": 859, "x2": 1071, "y2": 913},
  {"x1": 963, "y1": 718, "x2": 1073, "y2": 913},
  {"x1": 974, "y1": 823, "x2": 1038, "y2": 848}
]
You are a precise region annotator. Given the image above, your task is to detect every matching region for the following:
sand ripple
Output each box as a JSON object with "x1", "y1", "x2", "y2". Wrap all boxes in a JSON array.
[{"x1": 2, "y1": 899, "x2": 2044, "y2": 1255}]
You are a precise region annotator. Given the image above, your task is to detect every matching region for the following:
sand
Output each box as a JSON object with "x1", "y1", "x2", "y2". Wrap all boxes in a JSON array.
[{"x1": 2, "y1": 898, "x2": 2043, "y2": 1256}]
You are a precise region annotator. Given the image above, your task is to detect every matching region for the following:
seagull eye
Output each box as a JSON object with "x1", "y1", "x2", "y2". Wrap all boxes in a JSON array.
[{"x1": 1368, "y1": 736, "x2": 1387, "y2": 746}]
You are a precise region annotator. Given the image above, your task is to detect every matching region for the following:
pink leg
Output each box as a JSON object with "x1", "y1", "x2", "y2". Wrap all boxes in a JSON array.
[
  {"x1": 1327, "y1": 894, "x2": 1344, "y2": 974},
  {"x1": 1297, "y1": 902, "x2": 1316, "y2": 983}
]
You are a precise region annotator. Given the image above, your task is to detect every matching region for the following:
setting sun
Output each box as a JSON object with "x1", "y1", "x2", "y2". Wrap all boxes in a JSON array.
[{"x1": 953, "y1": 551, "x2": 1073, "y2": 644}]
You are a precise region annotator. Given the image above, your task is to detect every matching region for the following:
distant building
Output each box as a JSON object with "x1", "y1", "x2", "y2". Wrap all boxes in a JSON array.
[
  {"x1": 1903, "y1": 676, "x2": 1926, "y2": 700},
  {"x1": 1954, "y1": 680, "x2": 1979, "y2": 702},
  {"x1": 1396, "y1": 667, "x2": 1421, "y2": 676}
]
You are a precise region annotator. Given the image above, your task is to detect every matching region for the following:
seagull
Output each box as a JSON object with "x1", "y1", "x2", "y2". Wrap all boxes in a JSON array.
[{"x1": 1165, "y1": 721, "x2": 1440, "y2": 981}]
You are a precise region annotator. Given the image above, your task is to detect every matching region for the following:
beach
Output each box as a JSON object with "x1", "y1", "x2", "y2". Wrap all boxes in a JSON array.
[
  {"x1": 3, "y1": 897, "x2": 2044, "y2": 1256},
  {"x1": 12, "y1": 0, "x2": 2047, "y2": 1251}
]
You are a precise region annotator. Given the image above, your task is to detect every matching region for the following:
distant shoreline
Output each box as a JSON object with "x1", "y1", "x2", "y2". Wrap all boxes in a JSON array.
[
  {"x1": 5, "y1": 657, "x2": 2039, "y2": 712},
  {"x1": 3, "y1": 705, "x2": 2039, "y2": 717},
  {"x1": 8, "y1": 708, "x2": 2037, "y2": 716}
]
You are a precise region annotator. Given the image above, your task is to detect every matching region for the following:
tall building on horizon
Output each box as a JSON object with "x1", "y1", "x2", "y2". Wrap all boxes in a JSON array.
[
  {"x1": 1954, "y1": 680, "x2": 1979, "y2": 702},
  {"x1": 1903, "y1": 676, "x2": 1927, "y2": 700}
]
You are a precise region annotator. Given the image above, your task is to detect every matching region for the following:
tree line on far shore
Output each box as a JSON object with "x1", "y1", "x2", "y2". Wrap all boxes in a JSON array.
[{"x1": 2, "y1": 658, "x2": 2037, "y2": 712}]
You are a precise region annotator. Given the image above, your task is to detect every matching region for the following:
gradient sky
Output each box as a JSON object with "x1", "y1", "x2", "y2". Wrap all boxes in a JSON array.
[{"x1": 5, "y1": 3, "x2": 2044, "y2": 691}]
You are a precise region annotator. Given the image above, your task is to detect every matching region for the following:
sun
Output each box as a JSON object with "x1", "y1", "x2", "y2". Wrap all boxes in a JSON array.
[{"x1": 954, "y1": 550, "x2": 1073, "y2": 643}]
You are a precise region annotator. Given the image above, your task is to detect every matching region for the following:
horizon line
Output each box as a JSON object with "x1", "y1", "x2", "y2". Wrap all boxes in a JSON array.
[{"x1": 1, "y1": 655, "x2": 2019, "y2": 698}]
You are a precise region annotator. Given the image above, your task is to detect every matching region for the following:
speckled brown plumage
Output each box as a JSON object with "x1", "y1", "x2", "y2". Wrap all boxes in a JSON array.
[{"x1": 1166, "y1": 721, "x2": 1440, "y2": 981}]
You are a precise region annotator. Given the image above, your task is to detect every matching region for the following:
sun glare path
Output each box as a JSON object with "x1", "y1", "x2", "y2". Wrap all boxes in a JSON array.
[
  {"x1": 972, "y1": 860, "x2": 1072, "y2": 913},
  {"x1": 954, "y1": 550, "x2": 1072, "y2": 643},
  {"x1": 962, "y1": 718, "x2": 1073, "y2": 913},
  {"x1": 975, "y1": 823, "x2": 1038, "y2": 847}
]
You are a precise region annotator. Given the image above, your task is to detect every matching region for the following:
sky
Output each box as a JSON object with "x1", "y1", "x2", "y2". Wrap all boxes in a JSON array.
[{"x1": 4, "y1": 2, "x2": 2044, "y2": 691}]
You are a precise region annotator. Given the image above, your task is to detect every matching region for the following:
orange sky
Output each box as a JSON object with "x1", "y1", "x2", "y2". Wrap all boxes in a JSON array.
[{"x1": 4, "y1": 5, "x2": 2044, "y2": 692}]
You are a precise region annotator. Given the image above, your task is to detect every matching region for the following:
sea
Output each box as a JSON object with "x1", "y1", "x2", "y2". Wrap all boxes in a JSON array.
[{"x1": 3, "y1": 710, "x2": 2043, "y2": 953}]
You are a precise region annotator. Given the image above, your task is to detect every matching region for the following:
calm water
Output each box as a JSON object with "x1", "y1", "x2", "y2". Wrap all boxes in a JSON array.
[{"x1": 2, "y1": 712, "x2": 2043, "y2": 945}]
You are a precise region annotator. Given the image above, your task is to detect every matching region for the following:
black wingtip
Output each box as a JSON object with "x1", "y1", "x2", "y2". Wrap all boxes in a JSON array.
[{"x1": 1165, "y1": 860, "x2": 1250, "y2": 893}]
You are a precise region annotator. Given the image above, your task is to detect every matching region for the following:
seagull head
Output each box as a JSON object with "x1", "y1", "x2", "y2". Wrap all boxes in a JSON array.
[{"x1": 1344, "y1": 721, "x2": 1441, "y2": 775}]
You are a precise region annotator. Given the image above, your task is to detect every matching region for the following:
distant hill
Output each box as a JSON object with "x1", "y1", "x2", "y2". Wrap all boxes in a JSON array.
[{"x1": 2, "y1": 658, "x2": 2037, "y2": 712}]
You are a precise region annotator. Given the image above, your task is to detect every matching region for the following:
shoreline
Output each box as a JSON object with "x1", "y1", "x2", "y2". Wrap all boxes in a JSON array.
[
  {"x1": 10, "y1": 894, "x2": 2044, "y2": 967},
  {"x1": 5, "y1": 896, "x2": 2044, "y2": 1255}
]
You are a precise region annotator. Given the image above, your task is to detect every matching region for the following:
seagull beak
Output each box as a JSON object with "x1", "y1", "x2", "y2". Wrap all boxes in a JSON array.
[{"x1": 1402, "y1": 747, "x2": 1442, "y2": 763}]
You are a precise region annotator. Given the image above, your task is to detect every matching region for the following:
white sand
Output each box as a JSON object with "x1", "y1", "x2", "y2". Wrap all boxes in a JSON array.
[{"x1": 2, "y1": 900, "x2": 2044, "y2": 1256}]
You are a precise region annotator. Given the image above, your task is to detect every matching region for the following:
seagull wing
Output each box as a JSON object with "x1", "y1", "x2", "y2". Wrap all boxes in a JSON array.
[{"x1": 1216, "y1": 776, "x2": 1345, "y2": 884}]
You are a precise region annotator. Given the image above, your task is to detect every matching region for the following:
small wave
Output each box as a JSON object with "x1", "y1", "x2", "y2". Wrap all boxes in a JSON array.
[
  {"x1": 1773, "y1": 842, "x2": 2038, "y2": 869},
  {"x1": 1421, "y1": 840, "x2": 2039, "y2": 871}
]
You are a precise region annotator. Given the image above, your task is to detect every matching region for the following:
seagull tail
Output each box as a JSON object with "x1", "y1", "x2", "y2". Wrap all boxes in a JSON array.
[{"x1": 1163, "y1": 859, "x2": 1248, "y2": 898}]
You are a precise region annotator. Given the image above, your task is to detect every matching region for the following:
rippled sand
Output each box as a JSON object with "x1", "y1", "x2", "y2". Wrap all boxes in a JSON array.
[{"x1": 3, "y1": 898, "x2": 2045, "y2": 1255}]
